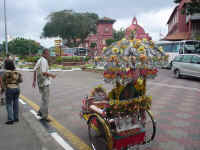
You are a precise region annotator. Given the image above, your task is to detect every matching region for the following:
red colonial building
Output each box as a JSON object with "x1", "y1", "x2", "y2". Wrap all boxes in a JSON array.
[
  {"x1": 85, "y1": 17, "x2": 151, "y2": 56},
  {"x1": 85, "y1": 17, "x2": 115, "y2": 55},
  {"x1": 164, "y1": 0, "x2": 200, "y2": 40},
  {"x1": 125, "y1": 17, "x2": 151, "y2": 40}
]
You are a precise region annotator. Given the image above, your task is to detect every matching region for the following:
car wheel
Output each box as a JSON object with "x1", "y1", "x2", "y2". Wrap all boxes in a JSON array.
[{"x1": 175, "y1": 69, "x2": 181, "y2": 78}]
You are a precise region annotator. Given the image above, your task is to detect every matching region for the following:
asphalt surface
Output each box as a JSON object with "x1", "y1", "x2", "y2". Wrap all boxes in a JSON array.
[
  {"x1": 0, "y1": 95, "x2": 64, "y2": 150},
  {"x1": 20, "y1": 69, "x2": 200, "y2": 150},
  {"x1": 0, "y1": 103, "x2": 42, "y2": 150}
]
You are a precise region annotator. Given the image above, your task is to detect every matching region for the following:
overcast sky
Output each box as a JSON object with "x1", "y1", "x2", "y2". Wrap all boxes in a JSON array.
[{"x1": 0, "y1": 0, "x2": 177, "y2": 48}]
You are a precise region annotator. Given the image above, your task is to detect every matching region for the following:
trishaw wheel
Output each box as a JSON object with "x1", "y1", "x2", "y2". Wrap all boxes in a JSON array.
[
  {"x1": 88, "y1": 115, "x2": 113, "y2": 150},
  {"x1": 141, "y1": 110, "x2": 156, "y2": 144}
]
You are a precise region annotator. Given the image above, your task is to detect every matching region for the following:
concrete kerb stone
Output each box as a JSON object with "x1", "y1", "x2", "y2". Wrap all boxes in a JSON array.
[
  {"x1": 16, "y1": 68, "x2": 82, "y2": 72},
  {"x1": 22, "y1": 110, "x2": 64, "y2": 150}
]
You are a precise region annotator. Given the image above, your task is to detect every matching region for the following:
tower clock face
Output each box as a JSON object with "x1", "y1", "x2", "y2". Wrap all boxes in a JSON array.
[{"x1": 104, "y1": 27, "x2": 109, "y2": 32}]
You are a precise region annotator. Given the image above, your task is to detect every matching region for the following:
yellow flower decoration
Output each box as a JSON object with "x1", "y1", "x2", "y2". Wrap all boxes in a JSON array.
[
  {"x1": 115, "y1": 100, "x2": 120, "y2": 105},
  {"x1": 137, "y1": 77, "x2": 143, "y2": 86},
  {"x1": 158, "y1": 46, "x2": 163, "y2": 52},
  {"x1": 134, "y1": 97, "x2": 142, "y2": 103},
  {"x1": 137, "y1": 45, "x2": 145, "y2": 52},
  {"x1": 122, "y1": 38, "x2": 126, "y2": 41},
  {"x1": 136, "y1": 39, "x2": 141, "y2": 44},
  {"x1": 120, "y1": 48, "x2": 124, "y2": 54},
  {"x1": 95, "y1": 56, "x2": 99, "y2": 61},
  {"x1": 142, "y1": 38, "x2": 147, "y2": 43},
  {"x1": 149, "y1": 45, "x2": 154, "y2": 49},
  {"x1": 90, "y1": 84, "x2": 107, "y2": 97},
  {"x1": 117, "y1": 41, "x2": 121, "y2": 46},
  {"x1": 133, "y1": 39, "x2": 141, "y2": 48},
  {"x1": 112, "y1": 47, "x2": 119, "y2": 54},
  {"x1": 109, "y1": 100, "x2": 115, "y2": 105},
  {"x1": 109, "y1": 55, "x2": 117, "y2": 62},
  {"x1": 121, "y1": 45, "x2": 128, "y2": 49},
  {"x1": 103, "y1": 47, "x2": 107, "y2": 52},
  {"x1": 129, "y1": 40, "x2": 134, "y2": 43}
]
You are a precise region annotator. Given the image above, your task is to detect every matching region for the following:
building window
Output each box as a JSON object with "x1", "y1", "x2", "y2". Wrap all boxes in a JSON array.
[
  {"x1": 103, "y1": 40, "x2": 106, "y2": 45},
  {"x1": 192, "y1": 23, "x2": 200, "y2": 32},
  {"x1": 197, "y1": 23, "x2": 200, "y2": 32},
  {"x1": 104, "y1": 27, "x2": 109, "y2": 33}
]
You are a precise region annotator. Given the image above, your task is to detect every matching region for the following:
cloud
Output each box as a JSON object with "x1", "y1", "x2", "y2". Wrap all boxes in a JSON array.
[
  {"x1": 113, "y1": 6, "x2": 174, "y2": 41},
  {"x1": 0, "y1": 0, "x2": 176, "y2": 47}
]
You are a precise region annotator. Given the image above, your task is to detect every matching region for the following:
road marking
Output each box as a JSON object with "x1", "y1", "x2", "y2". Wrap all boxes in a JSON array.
[
  {"x1": 20, "y1": 95, "x2": 92, "y2": 150},
  {"x1": 148, "y1": 82, "x2": 200, "y2": 92},
  {"x1": 30, "y1": 109, "x2": 41, "y2": 119},
  {"x1": 19, "y1": 99, "x2": 26, "y2": 105},
  {"x1": 51, "y1": 132, "x2": 74, "y2": 150},
  {"x1": 29, "y1": 108, "x2": 74, "y2": 150}
]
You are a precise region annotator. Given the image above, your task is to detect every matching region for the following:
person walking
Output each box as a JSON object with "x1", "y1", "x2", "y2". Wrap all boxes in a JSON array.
[
  {"x1": 1, "y1": 60, "x2": 23, "y2": 125},
  {"x1": 32, "y1": 49, "x2": 56, "y2": 122},
  {"x1": 3, "y1": 53, "x2": 12, "y2": 69}
]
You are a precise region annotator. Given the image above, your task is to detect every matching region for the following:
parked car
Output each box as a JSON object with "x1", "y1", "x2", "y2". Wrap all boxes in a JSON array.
[{"x1": 172, "y1": 54, "x2": 200, "y2": 79}]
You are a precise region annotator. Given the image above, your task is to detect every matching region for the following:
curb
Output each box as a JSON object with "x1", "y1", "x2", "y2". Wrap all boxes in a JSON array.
[{"x1": 22, "y1": 105, "x2": 65, "y2": 150}]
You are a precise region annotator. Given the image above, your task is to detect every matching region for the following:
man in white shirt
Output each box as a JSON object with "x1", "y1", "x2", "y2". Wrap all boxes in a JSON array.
[{"x1": 32, "y1": 49, "x2": 56, "y2": 122}]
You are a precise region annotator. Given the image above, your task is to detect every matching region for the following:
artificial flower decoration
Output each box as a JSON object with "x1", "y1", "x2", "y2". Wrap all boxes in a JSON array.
[
  {"x1": 91, "y1": 37, "x2": 168, "y2": 115},
  {"x1": 158, "y1": 46, "x2": 163, "y2": 52},
  {"x1": 142, "y1": 38, "x2": 147, "y2": 43},
  {"x1": 137, "y1": 77, "x2": 143, "y2": 86},
  {"x1": 112, "y1": 47, "x2": 119, "y2": 54},
  {"x1": 103, "y1": 47, "x2": 107, "y2": 52},
  {"x1": 122, "y1": 38, "x2": 126, "y2": 41},
  {"x1": 119, "y1": 48, "x2": 124, "y2": 54},
  {"x1": 94, "y1": 56, "x2": 99, "y2": 61},
  {"x1": 117, "y1": 41, "x2": 121, "y2": 46},
  {"x1": 121, "y1": 45, "x2": 128, "y2": 49},
  {"x1": 139, "y1": 54, "x2": 147, "y2": 62},
  {"x1": 137, "y1": 45, "x2": 145, "y2": 53}
]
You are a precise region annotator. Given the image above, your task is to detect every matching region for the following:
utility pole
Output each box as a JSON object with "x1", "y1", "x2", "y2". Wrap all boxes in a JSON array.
[{"x1": 4, "y1": 0, "x2": 8, "y2": 54}]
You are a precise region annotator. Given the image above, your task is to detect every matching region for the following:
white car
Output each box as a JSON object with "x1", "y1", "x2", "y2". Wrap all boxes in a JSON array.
[{"x1": 172, "y1": 54, "x2": 200, "y2": 78}]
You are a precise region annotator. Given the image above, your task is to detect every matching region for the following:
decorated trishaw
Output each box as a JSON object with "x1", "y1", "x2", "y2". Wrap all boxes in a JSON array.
[{"x1": 80, "y1": 37, "x2": 168, "y2": 150}]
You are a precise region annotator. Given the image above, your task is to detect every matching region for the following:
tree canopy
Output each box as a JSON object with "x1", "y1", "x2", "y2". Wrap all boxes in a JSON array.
[
  {"x1": 174, "y1": 0, "x2": 200, "y2": 15},
  {"x1": 1, "y1": 38, "x2": 42, "y2": 56},
  {"x1": 113, "y1": 28, "x2": 126, "y2": 41},
  {"x1": 42, "y1": 10, "x2": 99, "y2": 47},
  {"x1": 106, "y1": 28, "x2": 126, "y2": 46}
]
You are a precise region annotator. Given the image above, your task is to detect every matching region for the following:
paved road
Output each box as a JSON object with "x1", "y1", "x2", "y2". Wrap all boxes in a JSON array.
[{"x1": 20, "y1": 69, "x2": 200, "y2": 150}]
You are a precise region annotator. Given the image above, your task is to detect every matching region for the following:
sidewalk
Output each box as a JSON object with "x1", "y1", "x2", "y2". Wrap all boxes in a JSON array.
[{"x1": 0, "y1": 101, "x2": 64, "y2": 150}]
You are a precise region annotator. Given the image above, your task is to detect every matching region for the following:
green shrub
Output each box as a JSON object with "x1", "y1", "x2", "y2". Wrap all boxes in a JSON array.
[
  {"x1": 84, "y1": 56, "x2": 91, "y2": 62},
  {"x1": 62, "y1": 56, "x2": 73, "y2": 62},
  {"x1": 50, "y1": 64, "x2": 59, "y2": 68},
  {"x1": 72, "y1": 56, "x2": 78, "y2": 62},
  {"x1": 28, "y1": 65, "x2": 34, "y2": 69},
  {"x1": 19, "y1": 65, "x2": 24, "y2": 68},
  {"x1": 33, "y1": 56, "x2": 40, "y2": 62},
  {"x1": 56, "y1": 56, "x2": 63, "y2": 64},
  {"x1": 62, "y1": 66, "x2": 72, "y2": 70},
  {"x1": 19, "y1": 55, "x2": 25, "y2": 60},
  {"x1": 24, "y1": 56, "x2": 39, "y2": 63}
]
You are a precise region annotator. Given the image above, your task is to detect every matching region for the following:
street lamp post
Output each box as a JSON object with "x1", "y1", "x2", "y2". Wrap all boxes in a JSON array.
[{"x1": 4, "y1": 0, "x2": 8, "y2": 55}]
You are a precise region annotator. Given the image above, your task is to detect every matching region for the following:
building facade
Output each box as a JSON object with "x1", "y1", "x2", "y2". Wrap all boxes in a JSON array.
[
  {"x1": 125, "y1": 17, "x2": 151, "y2": 40},
  {"x1": 164, "y1": 0, "x2": 200, "y2": 40},
  {"x1": 85, "y1": 17, "x2": 151, "y2": 56},
  {"x1": 85, "y1": 17, "x2": 115, "y2": 56}
]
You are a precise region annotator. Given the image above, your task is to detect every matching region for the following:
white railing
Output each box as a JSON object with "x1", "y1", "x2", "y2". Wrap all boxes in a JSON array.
[{"x1": 186, "y1": 13, "x2": 200, "y2": 23}]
